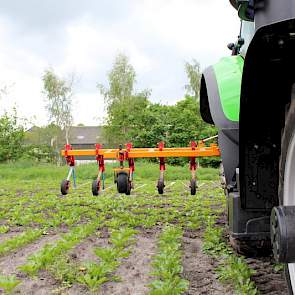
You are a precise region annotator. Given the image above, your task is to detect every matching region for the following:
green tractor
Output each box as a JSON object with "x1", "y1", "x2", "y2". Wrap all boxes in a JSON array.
[{"x1": 200, "y1": 0, "x2": 295, "y2": 292}]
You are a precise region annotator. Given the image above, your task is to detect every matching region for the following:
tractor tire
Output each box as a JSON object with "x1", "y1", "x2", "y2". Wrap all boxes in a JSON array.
[
  {"x1": 190, "y1": 179, "x2": 197, "y2": 195},
  {"x1": 61, "y1": 179, "x2": 70, "y2": 195},
  {"x1": 278, "y1": 97, "x2": 295, "y2": 294},
  {"x1": 157, "y1": 180, "x2": 164, "y2": 194},
  {"x1": 92, "y1": 179, "x2": 100, "y2": 196},
  {"x1": 117, "y1": 173, "x2": 128, "y2": 194}
]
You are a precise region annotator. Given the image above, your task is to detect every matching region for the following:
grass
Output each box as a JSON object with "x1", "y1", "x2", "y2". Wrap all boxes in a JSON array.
[{"x1": 0, "y1": 159, "x2": 218, "y2": 181}]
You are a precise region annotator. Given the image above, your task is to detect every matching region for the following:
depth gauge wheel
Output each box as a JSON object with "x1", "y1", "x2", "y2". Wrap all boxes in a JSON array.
[
  {"x1": 61, "y1": 179, "x2": 70, "y2": 195},
  {"x1": 190, "y1": 179, "x2": 197, "y2": 195},
  {"x1": 277, "y1": 97, "x2": 295, "y2": 294},
  {"x1": 117, "y1": 173, "x2": 129, "y2": 194},
  {"x1": 157, "y1": 179, "x2": 165, "y2": 194},
  {"x1": 92, "y1": 179, "x2": 100, "y2": 196}
]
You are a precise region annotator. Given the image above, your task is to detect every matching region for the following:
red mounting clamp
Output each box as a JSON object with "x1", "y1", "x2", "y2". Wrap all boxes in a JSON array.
[
  {"x1": 95, "y1": 144, "x2": 105, "y2": 173},
  {"x1": 158, "y1": 142, "x2": 165, "y2": 171},
  {"x1": 190, "y1": 141, "x2": 197, "y2": 171},
  {"x1": 126, "y1": 143, "x2": 135, "y2": 173},
  {"x1": 65, "y1": 144, "x2": 75, "y2": 166}
]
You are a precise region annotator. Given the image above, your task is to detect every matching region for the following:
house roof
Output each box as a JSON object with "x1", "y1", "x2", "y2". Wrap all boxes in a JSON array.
[{"x1": 69, "y1": 126, "x2": 103, "y2": 144}]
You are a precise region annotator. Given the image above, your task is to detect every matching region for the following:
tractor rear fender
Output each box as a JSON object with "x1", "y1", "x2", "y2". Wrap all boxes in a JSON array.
[
  {"x1": 200, "y1": 56, "x2": 243, "y2": 186},
  {"x1": 239, "y1": 16, "x2": 295, "y2": 211}
]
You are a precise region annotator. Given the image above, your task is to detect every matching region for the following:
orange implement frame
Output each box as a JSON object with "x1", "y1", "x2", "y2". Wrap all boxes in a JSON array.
[
  {"x1": 61, "y1": 143, "x2": 220, "y2": 159},
  {"x1": 60, "y1": 140, "x2": 220, "y2": 197}
]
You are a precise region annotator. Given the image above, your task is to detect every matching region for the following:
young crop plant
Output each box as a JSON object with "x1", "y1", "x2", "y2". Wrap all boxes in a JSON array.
[
  {"x1": 202, "y1": 217, "x2": 258, "y2": 295},
  {"x1": 78, "y1": 227, "x2": 138, "y2": 291},
  {"x1": 149, "y1": 225, "x2": 189, "y2": 295},
  {"x1": 19, "y1": 218, "x2": 104, "y2": 276},
  {"x1": 0, "y1": 275, "x2": 21, "y2": 294},
  {"x1": 0, "y1": 229, "x2": 43, "y2": 257},
  {"x1": 0, "y1": 225, "x2": 9, "y2": 234}
]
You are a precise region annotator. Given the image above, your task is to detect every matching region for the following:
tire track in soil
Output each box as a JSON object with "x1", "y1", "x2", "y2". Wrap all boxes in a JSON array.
[
  {"x1": 98, "y1": 229, "x2": 158, "y2": 295},
  {"x1": 182, "y1": 230, "x2": 233, "y2": 295},
  {"x1": 246, "y1": 257, "x2": 288, "y2": 295}
]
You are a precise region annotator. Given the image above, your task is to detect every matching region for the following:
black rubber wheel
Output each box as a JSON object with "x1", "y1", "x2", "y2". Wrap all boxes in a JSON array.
[
  {"x1": 190, "y1": 179, "x2": 197, "y2": 195},
  {"x1": 157, "y1": 179, "x2": 164, "y2": 194},
  {"x1": 61, "y1": 179, "x2": 70, "y2": 195},
  {"x1": 117, "y1": 173, "x2": 128, "y2": 194},
  {"x1": 278, "y1": 97, "x2": 295, "y2": 294},
  {"x1": 92, "y1": 179, "x2": 100, "y2": 196}
]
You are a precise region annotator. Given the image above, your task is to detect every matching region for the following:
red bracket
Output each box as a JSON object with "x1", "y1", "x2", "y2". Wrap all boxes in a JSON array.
[
  {"x1": 95, "y1": 144, "x2": 105, "y2": 173},
  {"x1": 65, "y1": 144, "x2": 75, "y2": 167},
  {"x1": 190, "y1": 141, "x2": 197, "y2": 171},
  {"x1": 126, "y1": 143, "x2": 135, "y2": 172},
  {"x1": 158, "y1": 142, "x2": 165, "y2": 171}
]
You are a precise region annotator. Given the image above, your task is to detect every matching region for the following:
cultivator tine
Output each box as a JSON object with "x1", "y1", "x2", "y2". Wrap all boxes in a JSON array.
[
  {"x1": 61, "y1": 144, "x2": 76, "y2": 195},
  {"x1": 157, "y1": 142, "x2": 165, "y2": 194},
  {"x1": 189, "y1": 141, "x2": 197, "y2": 195}
]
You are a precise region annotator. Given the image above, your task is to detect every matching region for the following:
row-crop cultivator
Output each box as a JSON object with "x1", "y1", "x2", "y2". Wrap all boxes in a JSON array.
[{"x1": 60, "y1": 138, "x2": 220, "y2": 196}]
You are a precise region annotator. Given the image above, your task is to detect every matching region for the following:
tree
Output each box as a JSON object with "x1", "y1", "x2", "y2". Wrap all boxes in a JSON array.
[
  {"x1": 0, "y1": 109, "x2": 24, "y2": 162},
  {"x1": 98, "y1": 54, "x2": 151, "y2": 146},
  {"x1": 42, "y1": 69, "x2": 74, "y2": 144},
  {"x1": 185, "y1": 59, "x2": 201, "y2": 99}
]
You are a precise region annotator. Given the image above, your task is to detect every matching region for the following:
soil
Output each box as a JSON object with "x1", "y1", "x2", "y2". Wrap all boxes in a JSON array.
[
  {"x1": 99, "y1": 229, "x2": 157, "y2": 295},
  {"x1": 182, "y1": 230, "x2": 233, "y2": 295},
  {"x1": 246, "y1": 257, "x2": 288, "y2": 295}
]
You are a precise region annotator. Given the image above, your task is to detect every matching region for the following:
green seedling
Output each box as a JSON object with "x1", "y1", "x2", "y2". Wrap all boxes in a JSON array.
[{"x1": 0, "y1": 275, "x2": 21, "y2": 294}]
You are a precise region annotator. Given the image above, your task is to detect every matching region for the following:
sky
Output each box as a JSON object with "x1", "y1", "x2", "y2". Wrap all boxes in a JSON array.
[{"x1": 0, "y1": 0, "x2": 240, "y2": 126}]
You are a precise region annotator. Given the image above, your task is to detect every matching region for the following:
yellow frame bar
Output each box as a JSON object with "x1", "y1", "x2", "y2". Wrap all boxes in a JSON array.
[{"x1": 61, "y1": 144, "x2": 220, "y2": 158}]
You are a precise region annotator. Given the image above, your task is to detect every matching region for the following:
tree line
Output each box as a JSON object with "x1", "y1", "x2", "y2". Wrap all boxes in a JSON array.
[{"x1": 0, "y1": 53, "x2": 217, "y2": 166}]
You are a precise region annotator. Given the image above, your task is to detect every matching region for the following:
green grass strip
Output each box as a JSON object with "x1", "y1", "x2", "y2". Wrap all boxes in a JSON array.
[{"x1": 149, "y1": 225, "x2": 189, "y2": 295}]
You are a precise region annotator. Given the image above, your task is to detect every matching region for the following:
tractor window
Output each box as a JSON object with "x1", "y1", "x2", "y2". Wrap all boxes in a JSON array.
[{"x1": 240, "y1": 21, "x2": 255, "y2": 57}]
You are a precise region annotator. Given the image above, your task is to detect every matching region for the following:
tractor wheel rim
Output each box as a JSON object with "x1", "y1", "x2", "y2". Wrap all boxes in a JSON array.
[{"x1": 284, "y1": 130, "x2": 295, "y2": 291}]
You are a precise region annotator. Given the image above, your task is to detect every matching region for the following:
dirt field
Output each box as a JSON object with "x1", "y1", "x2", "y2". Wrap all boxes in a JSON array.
[{"x1": 0, "y1": 164, "x2": 288, "y2": 294}]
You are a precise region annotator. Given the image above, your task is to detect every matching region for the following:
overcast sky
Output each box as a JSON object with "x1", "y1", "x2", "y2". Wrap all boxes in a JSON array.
[{"x1": 0, "y1": 0, "x2": 240, "y2": 126}]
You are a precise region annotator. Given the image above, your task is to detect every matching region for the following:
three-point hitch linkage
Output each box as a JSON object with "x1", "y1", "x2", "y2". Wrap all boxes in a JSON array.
[{"x1": 60, "y1": 138, "x2": 220, "y2": 196}]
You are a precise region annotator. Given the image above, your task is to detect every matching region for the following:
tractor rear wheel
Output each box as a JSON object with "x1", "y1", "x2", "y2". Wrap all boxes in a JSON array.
[
  {"x1": 278, "y1": 97, "x2": 295, "y2": 294},
  {"x1": 117, "y1": 173, "x2": 129, "y2": 194},
  {"x1": 92, "y1": 179, "x2": 100, "y2": 196},
  {"x1": 61, "y1": 179, "x2": 70, "y2": 195}
]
